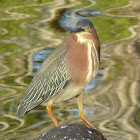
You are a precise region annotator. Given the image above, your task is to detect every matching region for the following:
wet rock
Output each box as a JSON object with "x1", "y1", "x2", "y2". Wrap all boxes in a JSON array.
[{"x1": 35, "y1": 124, "x2": 98, "y2": 140}]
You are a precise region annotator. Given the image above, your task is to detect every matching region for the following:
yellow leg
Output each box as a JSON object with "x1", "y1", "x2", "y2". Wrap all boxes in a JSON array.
[
  {"x1": 76, "y1": 93, "x2": 106, "y2": 140},
  {"x1": 46, "y1": 101, "x2": 59, "y2": 127}
]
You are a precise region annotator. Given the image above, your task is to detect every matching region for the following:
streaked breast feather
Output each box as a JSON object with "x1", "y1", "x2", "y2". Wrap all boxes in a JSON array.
[{"x1": 76, "y1": 33, "x2": 99, "y2": 82}]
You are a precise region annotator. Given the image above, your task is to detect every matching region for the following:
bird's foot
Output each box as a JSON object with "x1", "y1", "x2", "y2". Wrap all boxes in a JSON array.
[
  {"x1": 97, "y1": 131, "x2": 107, "y2": 140},
  {"x1": 93, "y1": 128, "x2": 107, "y2": 140},
  {"x1": 98, "y1": 135, "x2": 107, "y2": 140}
]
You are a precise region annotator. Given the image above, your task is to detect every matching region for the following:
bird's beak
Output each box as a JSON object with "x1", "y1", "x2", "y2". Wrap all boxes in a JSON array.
[{"x1": 69, "y1": 27, "x2": 84, "y2": 33}]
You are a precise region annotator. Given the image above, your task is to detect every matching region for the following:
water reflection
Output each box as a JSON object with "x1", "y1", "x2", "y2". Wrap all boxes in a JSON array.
[
  {"x1": 32, "y1": 49, "x2": 54, "y2": 75},
  {"x1": 58, "y1": 8, "x2": 100, "y2": 31},
  {"x1": 0, "y1": 0, "x2": 140, "y2": 140}
]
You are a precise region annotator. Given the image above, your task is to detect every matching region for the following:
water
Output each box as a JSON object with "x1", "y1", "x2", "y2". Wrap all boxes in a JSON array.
[{"x1": 0, "y1": 0, "x2": 140, "y2": 139}]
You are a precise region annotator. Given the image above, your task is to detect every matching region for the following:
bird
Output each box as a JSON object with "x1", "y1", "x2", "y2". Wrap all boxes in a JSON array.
[{"x1": 17, "y1": 19, "x2": 106, "y2": 140}]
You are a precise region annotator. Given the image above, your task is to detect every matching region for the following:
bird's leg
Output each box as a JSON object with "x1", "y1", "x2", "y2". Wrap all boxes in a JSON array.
[
  {"x1": 76, "y1": 93, "x2": 107, "y2": 140},
  {"x1": 46, "y1": 101, "x2": 59, "y2": 127}
]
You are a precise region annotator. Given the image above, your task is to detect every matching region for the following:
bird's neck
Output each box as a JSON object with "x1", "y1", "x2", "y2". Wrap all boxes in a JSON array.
[
  {"x1": 90, "y1": 28, "x2": 100, "y2": 41},
  {"x1": 75, "y1": 31, "x2": 100, "y2": 62},
  {"x1": 76, "y1": 32, "x2": 92, "y2": 45}
]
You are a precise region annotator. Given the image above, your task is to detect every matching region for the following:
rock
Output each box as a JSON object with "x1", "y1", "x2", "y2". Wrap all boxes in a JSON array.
[{"x1": 35, "y1": 124, "x2": 98, "y2": 140}]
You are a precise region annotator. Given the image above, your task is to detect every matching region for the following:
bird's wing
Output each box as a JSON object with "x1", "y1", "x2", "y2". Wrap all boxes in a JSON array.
[{"x1": 17, "y1": 41, "x2": 71, "y2": 118}]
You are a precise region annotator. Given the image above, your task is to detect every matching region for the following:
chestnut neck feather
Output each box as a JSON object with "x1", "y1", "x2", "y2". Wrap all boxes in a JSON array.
[{"x1": 65, "y1": 30, "x2": 100, "y2": 85}]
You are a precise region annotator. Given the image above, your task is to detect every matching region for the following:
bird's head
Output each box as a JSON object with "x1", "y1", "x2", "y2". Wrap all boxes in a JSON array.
[{"x1": 70, "y1": 19, "x2": 94, "y2": 33}]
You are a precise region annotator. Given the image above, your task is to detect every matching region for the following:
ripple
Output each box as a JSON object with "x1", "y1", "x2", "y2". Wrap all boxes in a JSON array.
[
  {"x1": 0, "y1": 0, "x2": 140, "y2": 139},
  {"x1": 0, "y1": 122, "x2": 9, "y2": 131}
]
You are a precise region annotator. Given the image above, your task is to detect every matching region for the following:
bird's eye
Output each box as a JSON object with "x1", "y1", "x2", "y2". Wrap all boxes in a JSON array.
[{"x1": 87, "y1": 26, "x2": 90, "y2": 30}]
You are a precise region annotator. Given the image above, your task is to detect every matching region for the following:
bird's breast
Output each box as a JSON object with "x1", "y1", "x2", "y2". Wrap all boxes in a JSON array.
[{"x1": 65, "y1": 34, "x2": 99, "y2": 86}]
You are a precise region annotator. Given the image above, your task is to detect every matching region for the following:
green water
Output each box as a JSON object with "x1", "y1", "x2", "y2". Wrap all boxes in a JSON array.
[{"x1": 0, "y1": 0, "x2": 140, "y2": 139}]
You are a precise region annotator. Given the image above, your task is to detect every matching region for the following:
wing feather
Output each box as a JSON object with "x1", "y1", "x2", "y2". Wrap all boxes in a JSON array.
[{"x1": 17, "y1": 41, "x2": 71, "y2": 118}]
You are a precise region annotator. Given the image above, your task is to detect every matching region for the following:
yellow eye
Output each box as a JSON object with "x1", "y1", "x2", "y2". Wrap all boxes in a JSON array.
[{"x1": 87, "y1": 26, "x2": 90, "y2": 30}]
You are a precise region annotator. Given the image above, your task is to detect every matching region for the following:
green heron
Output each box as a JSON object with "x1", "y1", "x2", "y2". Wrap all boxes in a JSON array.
[{"x1": 17, "y1": 19, "x2": 106, "y2": 140}]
